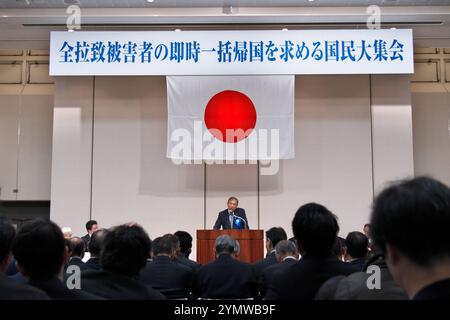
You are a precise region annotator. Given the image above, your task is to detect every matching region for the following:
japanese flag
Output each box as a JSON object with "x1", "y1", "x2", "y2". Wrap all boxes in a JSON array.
[{"x1": 166, "y1": 75, "x2": 294, "y2": 161}]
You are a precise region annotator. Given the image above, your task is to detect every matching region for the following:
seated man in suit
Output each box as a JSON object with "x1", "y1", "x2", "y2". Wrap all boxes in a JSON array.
[
  {"x1": 12, "y1": 218, "x2": 99, "y2": 300},
  {"x1": 213, "y1": 196, "x2": 249, "y2": 230},
  {"x1": 262, "y1": 240, "x2": 299, "y2": 299},
  {"x1": 174, "y1": 230, "x2": 200, "y2": 271},
  {"x1": 66, "y1": 237, "x2": 86, "y2": 270},
  {"x1": 83, "y1": 229, "x2": 109, "y2": 271},
  {"x1": 253, "y1": 227, "x2": 287, "y2": 288},
  {"x1": 80, "y1": 224, "x2": 165, "y2": 300},
  {"x1": 81, "y1": 220, "x2": 98, "y2": 252},
  {"x1": 139, "y1": 234, "x2": 194, "y2": 299},
  {"x1": 370, "y1": 177, "x2": 450, "y2": 300},
  {"x1": 268, "y1": 203, "x2": 359, "y2": 300},
  {"x1": 0, "y1": 218, "x2": 50, "y2": 300},
  {"x1": 344, "y1": 231, "x2": 368, "y2": 271},
  {"x1": 194, "y1": 235, "x2": 257, "y2": 299}
]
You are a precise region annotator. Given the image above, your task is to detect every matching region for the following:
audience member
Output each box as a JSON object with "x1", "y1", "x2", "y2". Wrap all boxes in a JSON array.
[
  {"x1": 80, "y1": 224, "x2": 165, "y2": 299},
  {"x1": 370, "y1": 177, "x2": 450, "y2": 300},
  {"x1": 268, "y1": 203, "x2": 358, "y2": 299},
  {"x1": 195, "y1": 235, "x2": 257, "y2": 299}
]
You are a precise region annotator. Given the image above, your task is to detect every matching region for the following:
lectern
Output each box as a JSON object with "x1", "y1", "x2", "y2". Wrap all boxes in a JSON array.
[{"x1": 196, "y1": 229, "x2": 264, "y2": 265}]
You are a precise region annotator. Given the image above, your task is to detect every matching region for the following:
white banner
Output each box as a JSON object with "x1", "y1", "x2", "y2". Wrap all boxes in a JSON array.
[{"x1": 49, "y1": 29, "x2": 413, "y2": 76}]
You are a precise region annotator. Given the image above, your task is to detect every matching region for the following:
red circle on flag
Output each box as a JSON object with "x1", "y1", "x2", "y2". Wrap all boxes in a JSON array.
[{"x1": 204, "y1": 90, "x2": 257, "y2": 143}]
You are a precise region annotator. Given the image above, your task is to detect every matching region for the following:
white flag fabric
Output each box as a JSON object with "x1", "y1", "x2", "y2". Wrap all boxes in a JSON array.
[{"x1": 166, "y1": 75, "x2": 294, "y2": 161}]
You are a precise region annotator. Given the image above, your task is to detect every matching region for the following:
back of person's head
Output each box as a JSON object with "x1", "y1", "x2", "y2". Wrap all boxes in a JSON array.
[
  {"x1": 331, "y1": 236, "x2": 345, "y2": 260},
  {"x1": 292, "y1": 203, "x2": 339, "y2": 256},
  {"x1": 266, "y1": 227, "x2": 288, "y2": 248},
  {"x1": 0, "y1": 218, "x2": 15, "y2": 270},
  {"x1": 69, "y1": 237, "x2": 85, "y2": 258},
  {"x1": 371, "y1": 176, "x2": 450, "y2": 267},
  {"x1": 85, "y1": 220, "x2": 98, "y2": 232},
  {"x1": 100, "y1": 224, "x2": 151, "y2": 277},
  {"x1": 163, "y1": 233, "x2": 180, "y2": 254},
  {"x1": 345, "y1": 231, "x2": 368, "y2": 259},
  {"x1": 12, "y1": 218, "x2": 65, "y2": 280},
  {"x1": 275, "y1": 240, "x2": 298, "y2": 260},
  {"x1": 215, "y1": 235, "x2": 236, "y2": 256},
  {"x1": 152, "y1": 235, "x2": 174, "y2": 256},
  {"x1": 174, "y1": 230, "x2": 193, "y2": 255},
  {"x1": 89, "y1": 229, "x2": 110, "y2": 258}
]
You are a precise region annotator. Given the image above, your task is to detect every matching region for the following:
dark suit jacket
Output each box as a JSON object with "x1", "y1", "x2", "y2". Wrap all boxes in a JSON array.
[
  {"x1": 195, "y1": 253, "x2": 257, "y2": 299},
  {"x1": 253, "y1": 251, "x2": 277, "y2": 283},
  {"x1": 413, "y1": 278, "x2": 450, "y2": 300},
  {"x1": 262, "y1": 257, "x2": 297, "y2": 299},
  {"x1": 213, "y1": 207, "x2": 249, "y2": 230},
  {"x1": 138, "y1": 255, "x2": 195, "y2": 299},
  {"x1": 267, "y1": 253, "x2": 359, "y2": 300},
  {"x1": 81, "y1": 234, "x2": 90, "y2": 251},
  {"x1": 81, "y1": 269, "x2": 165, "y2": 300},
  {"x1": 28, "y1": 277, "x2": 100, "y2": 300},
  {"x1": 83, "y1": 257, "x2": 101, "y2": 271},
  {"x1": 67, "y1": 256, "x2": 86, "y2": 269},
  {"x1": 0, "y1": 273, "x2": 50, "y2": 300},
  {"x1": 349, "y1": 258, "x2": 366, "y2": 271},
  {"x1": 176, "y1": 253, "x2": 201, "y2": 272},
  {"x1": 315, "y1": 258, "x2": 407, "y2": 300}
]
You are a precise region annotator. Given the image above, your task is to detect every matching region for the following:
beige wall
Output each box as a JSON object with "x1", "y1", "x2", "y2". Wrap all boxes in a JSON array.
[
  {"x1": 51, "y1": 75, "x2": 414, "y2": 260},
  {"x1": 412, "y1": 84, "x2": 450, "y2": 186}
]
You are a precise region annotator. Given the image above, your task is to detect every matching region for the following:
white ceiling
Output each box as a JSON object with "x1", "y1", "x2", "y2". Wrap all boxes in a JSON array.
[
  {"x1": 1, "y1": 0, "x2": 450, "y2": 8},
  {"x1": 1, "y1": 1, "x2": 450, "y2": 48}
]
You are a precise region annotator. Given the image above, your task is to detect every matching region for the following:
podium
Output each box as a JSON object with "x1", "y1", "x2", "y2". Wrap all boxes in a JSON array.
[{"x1": 196, "y1": 229, "x2": 264, "y2": 265}]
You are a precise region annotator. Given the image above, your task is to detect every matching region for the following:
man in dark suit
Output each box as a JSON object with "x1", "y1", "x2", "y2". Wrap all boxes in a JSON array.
[
  {"x1": 253, "y1": 227, "x2": 287, "y2": 292},
  {"x1": 261, "y1": 240, "x2": 298, "y2": 299},
  {"x1": 66, "y1": 237, "x2": 86, "y2": 270},
  {"x1": 194, "y1": 234, "x2": 257, "y2": 299},
  {"x1": 344, "y1": 231, "x2": 368, "y2": 271},
  {"x1": 81, "y1": 220, "x2": 98, "y2": 252},
  {"x1": 139, "y1": 235, "x2": 194, "y2": 299},
  {"x1": 83, "y1": 229, "x2": 109, "y2": 271},
  {"x1": 12, "y1": 218, "x2": 99, "y2": 299},
  {"x1": 0, "y1": 218, "x2": 50, "y2": 300},
  {"x1": 370, "y1": 177, "x2": 450, "y2": 300},
  {"x1": 268, "y1": 203, "x2": 358, "y2": 300},
  {"x1": 80, "y1": 224, "x2": 165, "y2": 300},
  {"x1": 213, "y1": 196, "x2": 249, "y2": 230},
  {"x1": 174, "y1": 230, "x2": 201, "y2": 271}
]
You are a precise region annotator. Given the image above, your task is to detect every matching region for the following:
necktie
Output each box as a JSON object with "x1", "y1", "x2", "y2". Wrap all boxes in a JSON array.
[{"x1": 229, "y1": 211, "x2": 234, "y2": 228}]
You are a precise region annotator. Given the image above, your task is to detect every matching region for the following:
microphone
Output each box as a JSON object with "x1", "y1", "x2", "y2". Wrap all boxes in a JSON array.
[{"x1": 231, "y1": 212, "x2": 247, "y2": 230}]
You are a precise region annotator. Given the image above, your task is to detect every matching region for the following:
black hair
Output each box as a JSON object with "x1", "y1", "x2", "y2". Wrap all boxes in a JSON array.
[
  {"x1": 89, "y1": 229, "x2": 110, "y2": 257},
  {"x1": 174, "y1": 230, "x2": 193, "y2": 254},
  {"x1": 266, "y1": 227, "x2": 288, "y2": 248},
  {"x1": 85, "y1": 220, "x2": 98, "y2": 232},
  {"x1": 292, "y1": 203, "x2": 339, "y2": 256},
  {"x1": 69, "y1": 237, "x2": 85, "y2": 257},
  {"x1": 345, "y1": 231, "x2": 368, "y2": 259},
  {"x1": 12, "y1": 218, "x2": 65, "y2": 280},
  {"x1": 100, "y1": 224, "x2": 151, "y2": 277},
  {"x1": 370, "y1": 176, "x2": 450, "y2": 266}
]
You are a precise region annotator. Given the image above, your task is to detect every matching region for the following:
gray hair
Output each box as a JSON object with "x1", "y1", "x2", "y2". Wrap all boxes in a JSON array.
[
  {"x1": 215, "y1": 235, "x2": 236, "y2": 255},
  {"x1": 275, "y1": 240, "x2": 298, "y2": 257},
  {"x1": 233, "y1": 239, "x2": 240, "y2": 255}
]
